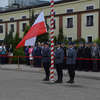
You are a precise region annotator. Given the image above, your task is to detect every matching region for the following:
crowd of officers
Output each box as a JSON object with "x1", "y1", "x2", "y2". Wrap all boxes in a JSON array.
[
  {"x1": 24, "y1": 41, "x2": 100, "y2": 84},
  {"x1": 0, "y1": 41, "x2": 100, "y2": 84}
]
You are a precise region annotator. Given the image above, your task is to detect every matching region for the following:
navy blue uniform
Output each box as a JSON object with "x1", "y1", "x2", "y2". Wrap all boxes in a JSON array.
[
  {"x1": 24, "y1": 47, "x2": 29, "y2": 65},
  {"x1": 41, "y1": 46, "x2": 50, "y2": 81},
  {"x1": 34, "y1": 46, "x2": 42, "y2": 67},
  {"x1": 66, "y1": 47, "x2": 77, "y2": 83},
  {"x1": 55, "y1": 47, "x2": 64, "y2": 83}
]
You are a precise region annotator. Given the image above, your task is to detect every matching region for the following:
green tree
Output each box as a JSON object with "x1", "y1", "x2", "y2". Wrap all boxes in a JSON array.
[
  {"x1": 94, "y1": 39, "x2": 100, "y2": 45},
  {"x1": 23, "y1": 25, "x2": 30, "y2": 36},
  {"x1": 36, "y1": 32, "x2": 49, "y2": 42},
  {"x1": 13, "y1": 33, "x2": 25, "y2": 63},
  {"x1": 4, "y1": 31, "x2": 13, "y2": 46},
  {"x1": 4, "y1": 31, "x2": 13, "y2": 47},
  {"x1": 73, "y1": 38, "x2": 85, "y2": 44},
  {"x1": 54, "y1": 36, "x2": 57, "y2": 43},
  {"x1": 58, "y1": 29, "x2": 64, "y2": 42},
  {"x1": 4, "y1": 32, "x2": 9, "y2": 44},
  {"x1": 13, "y1": 33, "x2": 22, "y2": 49}
]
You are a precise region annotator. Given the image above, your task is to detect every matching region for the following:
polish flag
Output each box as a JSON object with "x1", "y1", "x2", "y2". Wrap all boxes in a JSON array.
[
  {"x1": 16, "y1": 11, "x2": 47, "y2": 49},
  {"x1": 25, "y1": 37, "x2": 37, "y2": 46}
]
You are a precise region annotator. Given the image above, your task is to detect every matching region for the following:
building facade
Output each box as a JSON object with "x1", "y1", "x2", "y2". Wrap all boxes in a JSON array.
[
  {"x1": 8, "y1": 0, "x2": 48, "y2": 7},
  {"x1": 0, "y1": 0, "x2": 100, "y2": 42}
]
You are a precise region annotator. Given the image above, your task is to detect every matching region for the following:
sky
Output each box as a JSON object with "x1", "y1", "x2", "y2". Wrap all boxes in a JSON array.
[
  {"x1": 0, "y1": 0, "x2": 8, "y2": 7},
  {"x1": 0, "y1": 0, "x2": 60, "y2": 7}
]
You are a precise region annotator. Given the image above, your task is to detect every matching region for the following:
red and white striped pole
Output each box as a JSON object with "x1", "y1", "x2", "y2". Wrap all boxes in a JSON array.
[{"x1": 50, "y1": 0, "x2": 55, "y2": 82}]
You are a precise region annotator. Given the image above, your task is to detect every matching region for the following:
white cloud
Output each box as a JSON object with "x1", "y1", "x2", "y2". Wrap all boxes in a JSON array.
[{"x1": 0, "y1": 0, "x2": 8, "y2": 7}]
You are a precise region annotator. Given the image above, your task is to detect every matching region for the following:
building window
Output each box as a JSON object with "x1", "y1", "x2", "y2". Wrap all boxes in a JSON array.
[
  {"x1": 66, "y1": 9, "x2": 73, "y2": 13},
  {"x1": 22, "y1": 23, "x2": 27, "y2": 32},
  {"x1": 67, "y1": 18, "x2": 73, "y2": 28},
  {"x1": 0, "y1": 25, "x2": 3, "y2": 33},
  {"x1": 0, "y1": 19, "x2": 3, "y2": 22},
  {"x1": 86, "y1": 5, "x2": 94, "y2": 10},
  {"x1": 22, "y1": 16, "x2": 26, "y2": 19},
  {"x1": 10, "y1": 24, "x2": 14, "y2": 32},
  {"x1": 68, "y1": 37, "x2": 72, "y2": 41},
  {"x1": 87, "y1": 36, "x2": 92, "y2": 43},
  {"x1": 10, "y1": 18, "x2": 14, "y2": 22},
  {"x1": 86, "y1": 15, "x2": 93, "y2": 26}
]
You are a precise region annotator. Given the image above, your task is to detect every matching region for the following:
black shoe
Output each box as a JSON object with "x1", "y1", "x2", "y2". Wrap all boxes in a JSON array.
[
  {"x1": 67, "y1": 80, "x2": 74, "y2": 84},
  {"x1": 55, "y1": 80, "x2": 62, "y2": 83},
  {"x1": 42, "y1": 78, "x2": 49, "y2": 81}
]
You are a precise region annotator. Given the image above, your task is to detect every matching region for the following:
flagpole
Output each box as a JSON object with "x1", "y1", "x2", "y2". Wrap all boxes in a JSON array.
[{"x1": 50, "y1": 0, "x2": 55, "y2": 82}]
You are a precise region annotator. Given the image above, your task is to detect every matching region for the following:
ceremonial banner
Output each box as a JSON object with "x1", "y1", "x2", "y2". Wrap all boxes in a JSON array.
[{"x1": 16, "y1": 11, "x2": 47, "y2": 49}]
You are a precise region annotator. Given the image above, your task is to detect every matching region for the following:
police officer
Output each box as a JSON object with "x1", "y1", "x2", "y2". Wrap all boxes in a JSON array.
[
  {"x1": 34, "y1": 42, "x2": 42, "y2": 67},
  {"x1": 84, "y1": 42, "x2": 91, "y2": 71},
  {"x1": 66, "y1": 42, "x2": 77, "y2": 84},
  {"x1": 77, "y1": 42, "x2": 85, "y2": 71},
  {"x1": 91, "y1": 42, "x2": 100, "y2": 72},
  {"x1": 55, "y1": 42, "x2": 64, "y2": 83},
  {"x1": 24, "y1": 46, "x2": 29, "y2": 65},
  {"x1": 41, "y1": 42, "x2": 50, "y2": 81},
  {"x1": 61, "y1": 43, "x2": 66, "y2": 69}
]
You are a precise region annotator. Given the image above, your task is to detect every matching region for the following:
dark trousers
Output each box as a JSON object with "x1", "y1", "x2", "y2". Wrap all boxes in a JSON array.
[
  {"x1": 1, "y1": 56, "x2": 6, "y2": 64},
  {"x1": 67, "y1": 64, "x2": 75, "y2": 81},
  {"x1": 26, "y1": 57, "x2": 30, "y2": 65},
  {"x1": 92, "y1": 56, "x2": 98, "y2": 72},
  {"x1": 43, "y1": 62, "x2": 50, "y2": 80},
  {"x1": 55, "y1": 64, "x2": 63, "y2": 82},
  {"x1": 83, "y1": 60, "x2": 91, "y2": 71},
  {"x1": 77, "y1": 60, "x2": 84, "y2": 71},
  {"x1": 34, "y1": 58, "x2": 41, "y2": 67}
]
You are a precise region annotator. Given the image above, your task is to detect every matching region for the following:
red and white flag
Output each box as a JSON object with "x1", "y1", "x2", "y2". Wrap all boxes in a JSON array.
[
  {"x1": 25, "y1": 37, "x2": 37, "y2": 46},
  {"x1": 16, "y1": 11, "x2": 47, "y2": 49}
]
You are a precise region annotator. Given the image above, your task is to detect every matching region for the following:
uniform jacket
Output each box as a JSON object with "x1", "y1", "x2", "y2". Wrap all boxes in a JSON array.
[
  {"x1": 84, "y1": 47, "x2": 91, "y2": 58},
  {"x1": 55, "y1": 47, "x2": 64, "y2": 64},
  {"x1": 24, "y1": 47, "x2": 29, "y2": 56},
  {"x1": 66, "y1": 47, "x2": 77, "y2": 65},
  {"x1": 91, "y1": 46, "x2": 100, "y2": 57},
  {"x1": 41, "y1": 47, "x2": 50, "y2": 63},
  {"x1": 34, "y1": 46, "x2": 42, "y2": 56},
  {"x1": 77, "y1": 46, "x2": 85, "y2": 58}
]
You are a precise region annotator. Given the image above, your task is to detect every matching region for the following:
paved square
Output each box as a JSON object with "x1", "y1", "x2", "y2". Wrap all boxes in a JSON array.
[{"x1": 0, "y1": 70, "x2": 100, "y2": 100}]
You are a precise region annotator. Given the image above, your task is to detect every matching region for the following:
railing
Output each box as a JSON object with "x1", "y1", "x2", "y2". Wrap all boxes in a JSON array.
[{"x1": 0, "y1": 55, "x2": 100, "y2": 72}]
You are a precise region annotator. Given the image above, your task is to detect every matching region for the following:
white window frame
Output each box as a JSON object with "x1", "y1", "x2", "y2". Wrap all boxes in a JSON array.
[
  {"x1": 22, "y1": 23, "x2": 27, "y2": 32},
  {"x1": 85, "y1": 14, "x2": 94, "y2": 27},
  {"x1": 22, "y1": 16, "x2": 26, "y2": 19},
  {"x1": 85, "y1": 4, "x2": 95, "y2": 10},
  {"x1": 66, "y1": 16, "x2": 74, "y2": 28},
  {"x1": 67, "y1": 37, "x2": 72, "y2": 41},
  {"x1": 10, "y1": 24, "x2": 14, "y2": 32},
  {"x1": 10, "y1": 17, "x2": 14, "y2": 22},
  {"x1": 86, "y1": 35, "x2": 93, "y2": 42},
  {"x1": 0, "y1": 19, "x2": 3, "y2": 22},
  {"x1": 66, "y1": 8, "x2": 74, "y2": 13},
  {"x1": 0, "y1": 24, "x2": 3, "y2": 33}
]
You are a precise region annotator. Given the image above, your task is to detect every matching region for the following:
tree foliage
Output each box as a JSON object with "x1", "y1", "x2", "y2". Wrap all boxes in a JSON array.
[
  {"x1": 58, "y1": 29, "x2": 64, "y2": 42},
  {"x1": 36, "y1": 32, "x2": 49, "y2": 42},
  {"x1": 4, "y1": 31, "x2": 13, "y2": 45}
]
